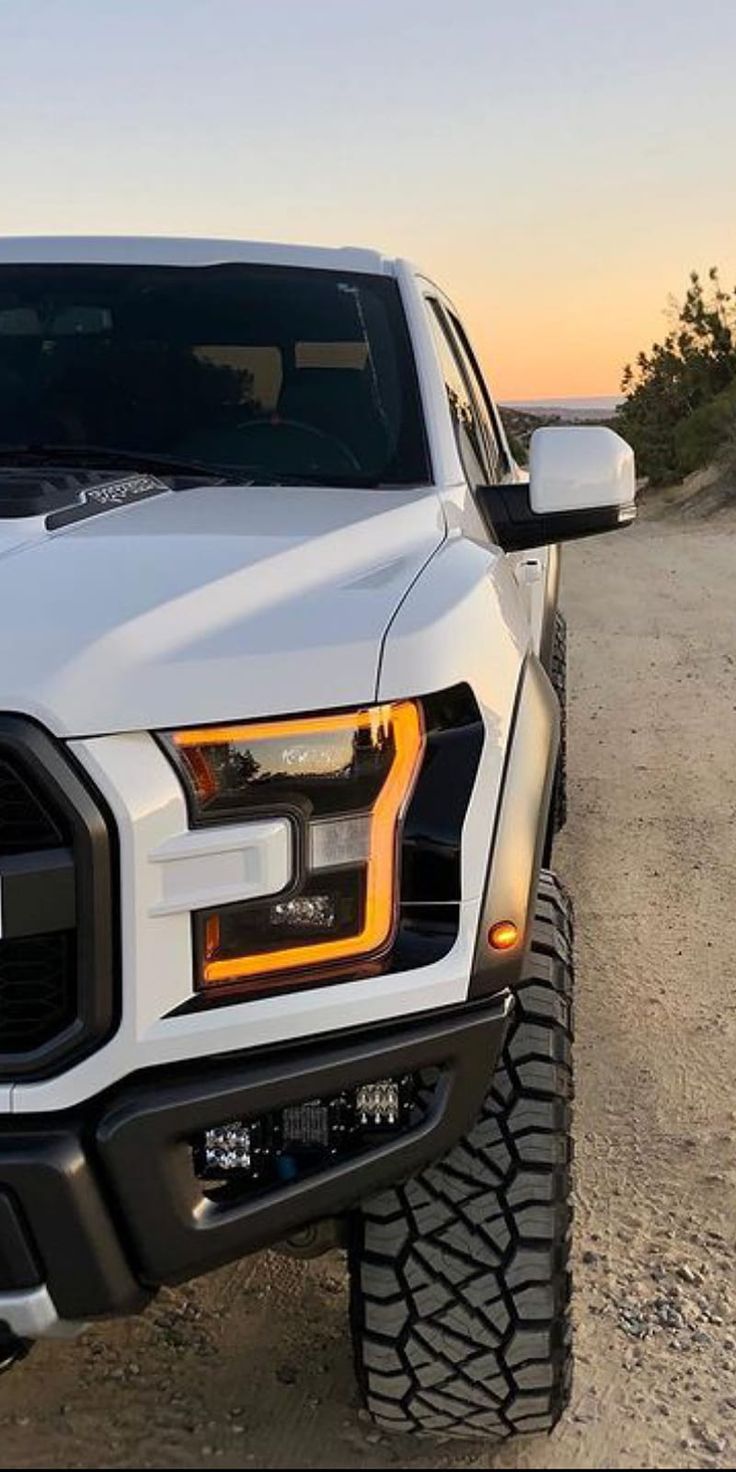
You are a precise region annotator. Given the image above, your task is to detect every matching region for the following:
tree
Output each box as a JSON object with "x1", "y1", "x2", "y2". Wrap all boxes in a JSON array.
[{"x1": 618, "y1": 269, "x2": 736, "y2": 484}]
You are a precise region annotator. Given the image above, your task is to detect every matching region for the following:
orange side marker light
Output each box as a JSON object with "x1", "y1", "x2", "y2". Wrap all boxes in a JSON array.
[{"x1": 488, "y1": 920, "x2": 519, "y2": 951}]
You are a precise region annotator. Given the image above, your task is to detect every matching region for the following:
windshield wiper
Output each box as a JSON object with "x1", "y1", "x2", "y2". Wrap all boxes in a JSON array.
[
  {"x1": 245, "y1": 471, "x2": 385, "y2": 489},
  {"x1": 0, "y1": 443, "x2": 243, "y2": 481},
  {"x1": 0, "y1": 445, "x2": 392, "y2": 489}
]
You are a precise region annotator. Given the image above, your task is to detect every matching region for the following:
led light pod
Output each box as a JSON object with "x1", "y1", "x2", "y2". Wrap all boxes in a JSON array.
[
  {"x1": 202, "y1": 1121, "x2": 252, "y2": 1173},
  {"x1": 355, "y1": 1079, "x2": 401, "y2": 1126}
]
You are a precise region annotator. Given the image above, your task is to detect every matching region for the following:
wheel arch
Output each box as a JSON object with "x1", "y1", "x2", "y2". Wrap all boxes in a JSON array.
[{"x1": 469, "y1": 653, "x2": 560, "y2": 998}]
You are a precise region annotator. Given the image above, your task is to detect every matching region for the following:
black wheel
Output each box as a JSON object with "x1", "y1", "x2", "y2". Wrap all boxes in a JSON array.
[
  {"x1": 349, "y1": 871, "x2": 574, "y2": 1441},
  {"x1": 549, "y1": 611, "x2": 567, "y2": 835},
  {"x1": 0, "y1": 1332, "x2": 32, "y2": 1375}
]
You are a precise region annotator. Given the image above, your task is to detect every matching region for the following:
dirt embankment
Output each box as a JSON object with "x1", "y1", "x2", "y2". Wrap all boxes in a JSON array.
[{"x1": 1, "y1": 490, "x2": 735, "y2": 1470}]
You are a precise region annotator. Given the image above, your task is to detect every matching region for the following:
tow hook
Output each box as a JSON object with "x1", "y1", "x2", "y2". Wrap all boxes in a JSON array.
[{"x1": 276, "y1": 1219, "x2": 343, "y2": 1260}]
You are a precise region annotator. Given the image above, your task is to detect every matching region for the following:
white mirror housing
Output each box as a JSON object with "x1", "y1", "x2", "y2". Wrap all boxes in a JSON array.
[
  {"x1": 529, "y1": 426, "x2": 636, "y2": 516},
  {"x1": 477, "y1": 425, "x2": 636, "y2": 552}
]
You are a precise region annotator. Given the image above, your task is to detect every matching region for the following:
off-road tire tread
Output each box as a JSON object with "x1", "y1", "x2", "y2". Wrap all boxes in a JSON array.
[{"x1": 349, "y1": 870, "x2": 574, "y2": 1440}]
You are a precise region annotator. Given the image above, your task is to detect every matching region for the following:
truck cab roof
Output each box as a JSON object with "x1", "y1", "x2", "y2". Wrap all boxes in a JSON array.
[{"x1": 0, "y1": 235, "x2": 396, "y2": 275}]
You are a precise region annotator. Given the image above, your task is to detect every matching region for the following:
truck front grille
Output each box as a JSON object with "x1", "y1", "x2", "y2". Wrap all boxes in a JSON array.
[
  {"x1": 0, "y1": 932, "x2": 76, "y2": 1053},
  {"x1": 0, "y1": 722, "x2": 117, "y2": 1081},
  {"x1": 0, "y1": 756, "x2": 65, "y2": 853}
]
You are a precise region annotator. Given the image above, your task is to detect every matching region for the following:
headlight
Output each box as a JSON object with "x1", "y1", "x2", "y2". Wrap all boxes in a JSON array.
[{"x1": 162, "y1": 702, "x2": 425, "y2": 996}]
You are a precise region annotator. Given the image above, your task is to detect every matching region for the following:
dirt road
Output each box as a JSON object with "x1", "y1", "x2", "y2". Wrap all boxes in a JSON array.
[{"x1": 2, "y1": 493, "x2": 735, "y2": 1469}]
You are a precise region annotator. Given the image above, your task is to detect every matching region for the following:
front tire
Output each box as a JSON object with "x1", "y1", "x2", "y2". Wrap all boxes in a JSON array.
[
  {"x1": 349, "y1": 872, "x2": 574, "y2": 1441},
  {"x1": 0, "y1": 1334, "x2": 31, "y2": 1375}
]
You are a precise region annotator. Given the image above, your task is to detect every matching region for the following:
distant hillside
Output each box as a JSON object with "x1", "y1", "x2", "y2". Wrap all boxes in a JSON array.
[
  {"x1": 499, "y1": 401, "x2": 618, "y2": 462},
  {"x1": 504, "y1": 396, "x2": 623, "y2": 420}
]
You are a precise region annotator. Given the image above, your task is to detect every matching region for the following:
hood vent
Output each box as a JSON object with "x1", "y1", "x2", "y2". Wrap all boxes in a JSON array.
[
  {"x1": 0, "y1": 468, "x2": 174, "y2": 526},
  {"x1": 0, "y1": 468, "x2": 123, "y2": 521}
]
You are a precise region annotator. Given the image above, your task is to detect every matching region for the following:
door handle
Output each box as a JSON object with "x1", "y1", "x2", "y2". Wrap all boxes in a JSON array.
[{"x1": 515, "y1": 558, "x2": 543, "y2": 585}]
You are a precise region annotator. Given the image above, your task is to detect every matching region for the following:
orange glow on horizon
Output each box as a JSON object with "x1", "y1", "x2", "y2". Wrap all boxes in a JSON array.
[{"x1": 458, "y1": 254, "x2": 736, "y2": 403}]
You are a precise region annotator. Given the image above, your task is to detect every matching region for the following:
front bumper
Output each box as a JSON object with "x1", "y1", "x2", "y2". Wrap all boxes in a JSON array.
[{"x1": 0, "y1": 994, "x2": 509, "y2": 1338}]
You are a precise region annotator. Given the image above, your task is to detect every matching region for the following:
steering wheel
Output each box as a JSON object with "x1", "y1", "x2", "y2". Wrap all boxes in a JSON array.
[{"x1": 233, "y1": 416, "x2": 362, "y2": 472}]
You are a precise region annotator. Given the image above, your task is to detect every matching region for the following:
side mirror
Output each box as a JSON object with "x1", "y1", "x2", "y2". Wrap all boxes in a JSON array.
[{"x1": 478, "y1": 426, "x2": 636, "y2": 552}]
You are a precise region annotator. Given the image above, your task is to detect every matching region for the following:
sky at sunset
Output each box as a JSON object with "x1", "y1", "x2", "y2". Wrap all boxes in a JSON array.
[{"x1": 1, "y1": 0, "x2": 734, "y2": 399}]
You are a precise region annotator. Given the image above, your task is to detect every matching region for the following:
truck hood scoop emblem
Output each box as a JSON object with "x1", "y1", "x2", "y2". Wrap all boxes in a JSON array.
[{"x1": 0, "y1": 468, "x2": 170, "y2": 524}]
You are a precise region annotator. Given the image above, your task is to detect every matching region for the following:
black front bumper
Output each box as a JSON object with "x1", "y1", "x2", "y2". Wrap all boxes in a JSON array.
[{"x1": 0, "y1": 996, "x2": 509, "y2": 1323}]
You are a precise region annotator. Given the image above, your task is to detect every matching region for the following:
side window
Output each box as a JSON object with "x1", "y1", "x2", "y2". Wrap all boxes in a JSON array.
[
  {"x1": 425, "y1": 298, "x2": 492, "y2": 488},
  {"x1": 444, "y1": 310, "x2": 506, "y2": 483}
]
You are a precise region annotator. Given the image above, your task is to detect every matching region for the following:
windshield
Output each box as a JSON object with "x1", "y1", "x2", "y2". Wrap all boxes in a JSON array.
[{"x1": 0, "y1": 263, "x2": 429, "y2": 487}]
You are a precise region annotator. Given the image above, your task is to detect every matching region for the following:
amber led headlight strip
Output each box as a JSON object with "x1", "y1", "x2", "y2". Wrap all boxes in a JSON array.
[{"x1": 167, "y1": 702, "x2": 425, "y2": 993}]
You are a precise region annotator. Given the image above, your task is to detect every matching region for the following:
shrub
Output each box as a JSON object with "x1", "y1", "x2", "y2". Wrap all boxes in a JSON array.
[
  {"x1": 619, "y1": 269, "x2": 736, "y2": 484},
  {"x1": 673, "y1": 381, "x2": 736, "y2": 477}
]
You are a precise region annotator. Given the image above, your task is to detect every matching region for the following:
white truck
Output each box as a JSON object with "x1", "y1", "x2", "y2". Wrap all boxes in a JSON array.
[{"x1": 0, "y1": 237, "x2": 635, "y2": 1441}]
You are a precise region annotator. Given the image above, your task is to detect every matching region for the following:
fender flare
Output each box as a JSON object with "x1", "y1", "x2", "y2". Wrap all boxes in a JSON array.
[{"x1": 469, "y1": 653, "x2": 560, "y2": 997}]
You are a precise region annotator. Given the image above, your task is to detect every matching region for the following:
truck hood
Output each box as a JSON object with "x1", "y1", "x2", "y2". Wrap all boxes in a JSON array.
[{"x1": 0, "y1": 483, "x2": 445, "y2": 736}]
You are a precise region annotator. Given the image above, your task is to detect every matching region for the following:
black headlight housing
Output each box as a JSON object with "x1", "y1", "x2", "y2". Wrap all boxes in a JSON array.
[{"x1": 161, "y1": 685, "x2": 483, "y2": 1006}]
